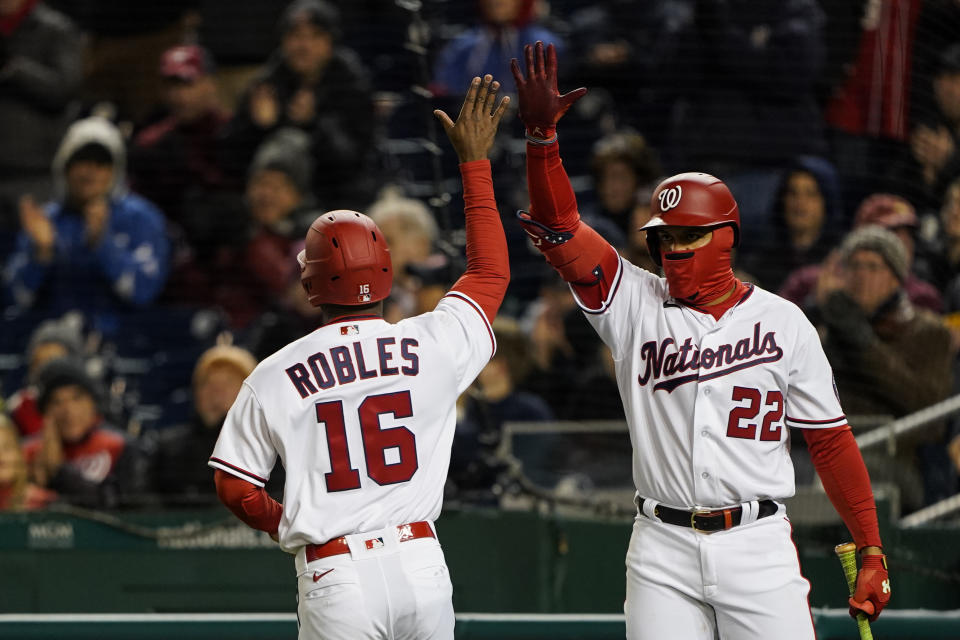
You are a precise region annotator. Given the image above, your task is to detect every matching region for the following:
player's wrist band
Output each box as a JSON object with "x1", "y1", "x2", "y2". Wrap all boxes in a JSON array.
[{"x1": 525, "y1": 132, "x2": 558, "y2": 145}]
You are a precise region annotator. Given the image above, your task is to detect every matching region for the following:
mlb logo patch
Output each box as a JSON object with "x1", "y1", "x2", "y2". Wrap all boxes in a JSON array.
[
  {"x1": 340, "y1": 325, "x2": 359, "y2": 336},
  {"x1": 364, "y1": 537, "x2": 385, "y2": 550}
]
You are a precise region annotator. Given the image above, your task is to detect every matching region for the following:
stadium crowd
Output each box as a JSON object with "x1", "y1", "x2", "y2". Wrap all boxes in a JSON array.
[{"x1": 1, "y1": 0, "x2": 959, "y2": 515}]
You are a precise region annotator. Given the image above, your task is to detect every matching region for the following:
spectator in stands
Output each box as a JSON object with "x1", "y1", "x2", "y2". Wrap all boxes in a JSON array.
[
  {"x1": 816, "y1": 226, "x2": 952, "y2": 512},
  {"x1": 520, "y1": 272, "x2": 580, "y2": 410},
  {"x1": 367, "y1": 189, "x2": 438, "y2": 321},
  {"x1": 221, "y1": 0, "x2": 376, "y2": 210},
  {"x1": 887, "y1": 44, "x2": 960, "y2": 215},
  {"x1": 911, "y1": 0, "x2": 960, "y2": 131},
  {"x1": 915, "y1": 177, "x2": 960, "y2": 292},
  {"x1": 24, "y1": 358, "x2": 145, "y2": 507},
  {"x1": 781, "y1": 193, "x2": 943, "y2": 314},
  {"x1": 171, "y1": 128, "x2": 319, "y2": 329},
  {"x1": 739, "y1": 158, "x2": 843, "y2": 292},
  {"x1": 431, "y1": 0, "x2": 564, "y2": 97},
  {"x1": 6, "y1": 317, "x2": 84, "y2": 438},
  {"x1": 147, "y1": 345, "x2": 257, "y2": 504},
  {"x1": 3, "y1": 117, "x2": 171, "y2": 319},
  {"x1": 580, "y1": 130, "x2": 662, "y2": 237},
  {"x1": 0, "y1": 415, "x2": 56, "y2": 511},
  {"x1": 245, "y1": 129, "x2": 319, "y2": 296},
  {"x1": 129, "y1": 44, "x2": 230, "y2": 232},
  {"x1": 656, "y1": 0, "x2": 828, "y2": 234},
  {"x1": 452, "y1": 318, "x2": 553, "y2": 495},
  {"x1": 0, "y1": 0, "x2": 83, "y2": 232}
]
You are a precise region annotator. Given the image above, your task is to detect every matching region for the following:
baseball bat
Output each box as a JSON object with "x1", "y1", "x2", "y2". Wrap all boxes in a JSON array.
[{"x1": 834, "y1": 542, "x2": 873, "y2": 640}]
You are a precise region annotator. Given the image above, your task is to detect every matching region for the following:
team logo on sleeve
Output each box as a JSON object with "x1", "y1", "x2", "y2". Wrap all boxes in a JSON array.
[{"x1": 658, "y1": 185, "x2": 683, "y2": 211}]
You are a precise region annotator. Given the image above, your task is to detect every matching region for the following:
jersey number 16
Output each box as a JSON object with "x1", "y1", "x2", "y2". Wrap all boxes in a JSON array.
[{"x1": 315, "y1": 390, "x2": 419, "y2": 491}]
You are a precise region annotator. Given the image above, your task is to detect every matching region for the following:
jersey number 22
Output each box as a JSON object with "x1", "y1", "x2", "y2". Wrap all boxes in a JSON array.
[{"x1": 316, "y1": 390, "x2": 419, "y2": 491}]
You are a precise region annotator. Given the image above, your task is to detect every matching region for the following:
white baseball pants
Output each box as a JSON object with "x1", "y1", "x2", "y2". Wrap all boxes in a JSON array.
[
  {"x1": 625, "y1": 507, "x2": 816, "y2": 640},
  {"x1": 295, "y1": 525, "x2": 454, "y2": 640}
]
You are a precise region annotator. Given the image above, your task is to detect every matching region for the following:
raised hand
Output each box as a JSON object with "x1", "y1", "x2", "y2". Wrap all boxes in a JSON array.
[
  {"x1": 510, "y1": 41, "x2": 586, "y2": 139},
  {"x1": 434, "y1": 75, "x2": 510, "y2": 163},
  {"x1": 19, "y1": 194, "x2": 55, "y2": 261}
]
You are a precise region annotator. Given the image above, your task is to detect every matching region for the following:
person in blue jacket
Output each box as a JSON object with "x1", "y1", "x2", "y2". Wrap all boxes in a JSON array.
[{"x1": 4, "y1": 116, "x2": 170, "y2": 319}]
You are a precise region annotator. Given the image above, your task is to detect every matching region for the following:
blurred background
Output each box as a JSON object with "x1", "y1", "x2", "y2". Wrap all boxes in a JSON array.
[{"x1": 0, "y1": 0, "x2": 959, "y2": 637}]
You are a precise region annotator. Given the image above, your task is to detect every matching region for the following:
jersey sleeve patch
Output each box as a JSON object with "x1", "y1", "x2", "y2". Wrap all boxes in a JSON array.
[
  {"x1": 784, "y1": 415, "x2": 848, "y2": 429},
  {"x1": 208, "y1": 457, "x2": 268, "y2": 487},
  {"x1": 443, "y1": 290, "x2": 496, "y2": 357}
]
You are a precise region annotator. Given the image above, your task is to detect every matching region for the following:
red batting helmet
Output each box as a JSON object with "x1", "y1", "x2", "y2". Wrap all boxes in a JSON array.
[
  {"x1": 641, "y1": 172, "x2": 740, "y2": 265},
  {"x1": 299, "y1": 210, "x2": 393, "y2": 307}
]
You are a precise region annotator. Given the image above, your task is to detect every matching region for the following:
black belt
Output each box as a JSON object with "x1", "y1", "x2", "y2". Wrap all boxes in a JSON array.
[{"x1": 637, "y1": 498, "x2": 778, "y2": 533}]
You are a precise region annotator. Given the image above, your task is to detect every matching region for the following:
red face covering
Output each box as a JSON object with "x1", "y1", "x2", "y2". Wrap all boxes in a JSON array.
[{"x1": 661, "y1": 226, "x2": 737, "y2": 303}]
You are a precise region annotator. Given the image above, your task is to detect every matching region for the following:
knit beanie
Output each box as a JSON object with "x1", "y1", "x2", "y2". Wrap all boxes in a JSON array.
[
  {"x1": 840, "y1": 226, "x2": 909, "y2": 282},
  {"x1": 35, "y1": 358, "x2": 102, "y2": 412},
  {"x1": 249, "y1": 128, "x2": 313, "y2": 197}
]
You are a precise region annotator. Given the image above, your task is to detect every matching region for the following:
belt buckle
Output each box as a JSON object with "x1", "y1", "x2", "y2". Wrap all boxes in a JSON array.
[{"x1": 690, "y1": 508, "x2": 713, "y2": 533}]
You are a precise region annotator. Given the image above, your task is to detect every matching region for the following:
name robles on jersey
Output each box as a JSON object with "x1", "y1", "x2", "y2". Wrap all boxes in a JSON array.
[{"x1": 208, "y1": 293, "x2": 495, "y2": 550}]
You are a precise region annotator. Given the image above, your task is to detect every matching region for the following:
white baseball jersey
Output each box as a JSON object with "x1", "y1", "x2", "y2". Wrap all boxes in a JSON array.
[
  {"x1": 209, "y1": 292, "x2": 494, "y2": 551},
  {"x1": 576, "y1": 258, "x2": 846, "y2": 509}
]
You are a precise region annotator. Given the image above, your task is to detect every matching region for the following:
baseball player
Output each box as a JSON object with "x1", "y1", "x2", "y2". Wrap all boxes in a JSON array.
[
  {"x1": 511, "y1": 42, "x2": 891, "y2": 639},
  {"x1": 208, "y1": 75, "x2": 510, "y2": 640}
]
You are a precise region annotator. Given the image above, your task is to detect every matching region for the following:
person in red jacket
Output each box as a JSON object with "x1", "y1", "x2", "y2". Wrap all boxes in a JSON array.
[
  {"x1": 511, "y1": 41, "x2": 890, "y2": 639},
  {"x1": 210, "y1": 76, "x2": 510, "y2": 639},
  {"x1": 23, "y1": 358, "x2": 141, "y2": 507}
]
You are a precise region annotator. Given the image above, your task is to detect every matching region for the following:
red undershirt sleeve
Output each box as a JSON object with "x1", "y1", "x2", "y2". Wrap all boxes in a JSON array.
[
  {"x1": 526, "y1": 139, "x2": 579, "y2": 232},
  {"x1": 215, "y1": 469, "x2": 283, "y2": 534},
  {"x1": 449, "y1": 159, "x2": 509, "y2": 323},
  {"x1": 523, "y1": 139, "x2": 619, "y2": 308},
  {"x1": 804, "y1": 426, "x2": 883, "y2": 549}
]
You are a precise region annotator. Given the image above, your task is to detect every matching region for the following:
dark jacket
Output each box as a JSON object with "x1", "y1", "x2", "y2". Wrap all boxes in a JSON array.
[{"x1": 0, "y1": 2, "x2": 82, "y2": 178}]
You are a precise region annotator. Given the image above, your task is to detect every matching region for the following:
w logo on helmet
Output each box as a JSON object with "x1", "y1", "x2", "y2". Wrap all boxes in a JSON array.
[{"x1": 658, "y1": 185, "x2": 683, "y2": 211}]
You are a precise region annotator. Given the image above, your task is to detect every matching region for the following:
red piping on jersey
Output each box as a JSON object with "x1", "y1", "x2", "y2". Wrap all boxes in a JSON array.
[
  {"x1": 445, "y1": 291, "x2": 496, "y2": 355},
  {"x1": 214, "y1": 470, "x2": 282, "y2": 534},
  {"x1": 787, "y1": 415, "x2": 847, "y2": 425},
  {"x1": 209, "y1": 457, "x2": 268, "y2": 485},
  {"x1": 804, "y1": 426, "x2": 883, "y2": 549},
  {"x1": 321, "y1": 314, "x2": 382, "y2": 327}
]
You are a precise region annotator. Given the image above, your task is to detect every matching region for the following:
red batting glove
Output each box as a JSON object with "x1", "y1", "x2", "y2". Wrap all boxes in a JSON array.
[
  {"x1": 848, "y1": 554, "x2": 891, "y2": 622},
  {"x1": 509, "y1": 41, "x2": 587, "y2": 140}
]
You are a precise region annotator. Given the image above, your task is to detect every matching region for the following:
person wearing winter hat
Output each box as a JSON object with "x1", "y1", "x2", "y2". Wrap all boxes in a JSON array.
[
  {"x1": 22, "y1": 357, "x2": 140, "y2": 507},
  {"x1": 6, "y1": 318, "x2": 85, "y2": 437},
  {"x1": 3, "y1": 116, "x2": 171, "y2": 318},
  {"x1": 147, "y1": 345, "x2": 261, "y2": 504},
  {"x1": 781, "y1": 192, "x2": 943, "y2": 313},
  {"x1": 816, "y1": 225, "x2": 953, "y2": 513}
]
